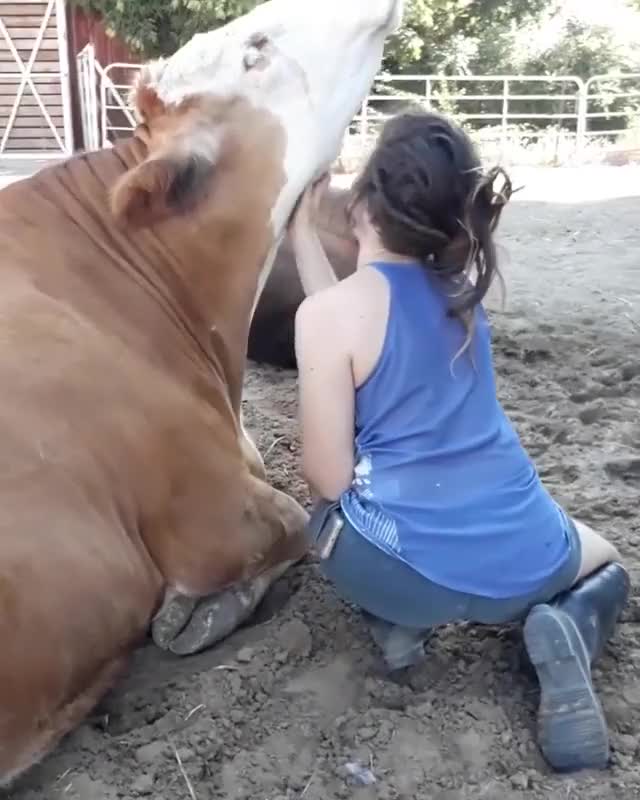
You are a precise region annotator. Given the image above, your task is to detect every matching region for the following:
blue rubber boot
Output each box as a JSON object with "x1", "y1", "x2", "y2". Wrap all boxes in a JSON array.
[
  {"x1": 362, "y1": 611, "x2": 432, "y2": 671},
  {"x1": 524, "y1": 562, "x2": 630, "y2": 772}
]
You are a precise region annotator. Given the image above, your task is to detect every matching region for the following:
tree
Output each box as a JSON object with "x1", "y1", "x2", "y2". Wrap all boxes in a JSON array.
[
  {"x1": 72, "y1": 0, "x2": 262, "y2": 56},
  {"x1": 73, "y1": 0, "x2": 555, "y2": 68},
  {"x1": 384, "y1": 0, "x2": 555, "y2": 73}
]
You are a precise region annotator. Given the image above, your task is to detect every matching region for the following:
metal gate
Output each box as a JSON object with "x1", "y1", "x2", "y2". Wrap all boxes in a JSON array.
[
  {"x1": 75, "y1": 52, "x2": 640, "y2": 167},
  {"x1": 0, "y1": 0, "x2": 73, "y2": 157},
  {"x1": 76, "y1": 43, "x2": 136, "y2": 152}
]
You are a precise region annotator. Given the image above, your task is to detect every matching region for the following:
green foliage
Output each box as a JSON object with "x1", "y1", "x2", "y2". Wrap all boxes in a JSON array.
[
  {"x1": 72, "y1": 0, "x2": 554, "y2": 67},
  {"x1": 72, "y1": 0, "x2": 262, "y2": 56},
  {"x1": 525, "y1": 18, "x2": 640, "y2": 133},
  {"x1": 374, "y1": 5, "x2": 640, "y2": 138},
  {"x1": 525, "y1": 19, "x2": 638, "y2": 79},
  {"x1": 384, "y1": 0, "x2": 553, "y2": 73},
  {"x1": 72, "y1": 0, "x2": 640, "y2": 139}
]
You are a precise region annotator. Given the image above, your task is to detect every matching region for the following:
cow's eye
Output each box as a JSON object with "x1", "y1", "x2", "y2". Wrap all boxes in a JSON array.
[{"x1": 243, "y1": 32, "x2": 270, "y2": 71}]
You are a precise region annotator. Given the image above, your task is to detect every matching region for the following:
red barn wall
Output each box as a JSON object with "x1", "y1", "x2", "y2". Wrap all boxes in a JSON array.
[{"x1": 66, "y1": 5, "x2": 140, "y2": 148}]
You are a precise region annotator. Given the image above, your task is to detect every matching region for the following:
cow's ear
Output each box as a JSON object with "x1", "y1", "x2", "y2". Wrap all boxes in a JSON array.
[
  {"x1": 110, "y1": 152, "x2": 215, "y2": 228},
  {"x1": 129, "y1": 62, "x2": 167, "y2": 124},
  {"x1": 112, "y1": 69, "x2": 217, "y2": 228}
]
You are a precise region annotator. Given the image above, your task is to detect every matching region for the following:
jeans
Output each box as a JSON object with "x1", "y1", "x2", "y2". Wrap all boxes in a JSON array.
[{"x1": 306, "y1": 500, "x2": 582, "y2": 669}]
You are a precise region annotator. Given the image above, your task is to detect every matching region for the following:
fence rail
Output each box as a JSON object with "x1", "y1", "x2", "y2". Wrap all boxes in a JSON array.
[{"x1": 75, "y1": 46, "x2": 640, "y2": 168}]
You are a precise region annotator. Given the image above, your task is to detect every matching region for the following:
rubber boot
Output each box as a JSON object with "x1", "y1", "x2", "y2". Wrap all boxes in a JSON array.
[
  {"x1": 361, "y1": 611, "x2": 432, "y2": 671},
  {"x1": 523, "y1": 562, "x2": 630, "y2": 772}
]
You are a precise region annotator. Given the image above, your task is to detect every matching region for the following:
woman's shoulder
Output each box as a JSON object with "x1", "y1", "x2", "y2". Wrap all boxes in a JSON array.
[
  {"x1": 295, "y1": 268, "x2": 388, "y2": 357},
  {"x1": 298, "y1": 268, "x2": 379, "y2": 318},
  {"x1": 340, "y1": 265, "x2": 389, "y2": 305}
]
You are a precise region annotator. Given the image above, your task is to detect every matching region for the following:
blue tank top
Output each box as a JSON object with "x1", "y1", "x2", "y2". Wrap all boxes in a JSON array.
[{"x1": 340, "y1": 262, "x2": 571, "y2": 599}]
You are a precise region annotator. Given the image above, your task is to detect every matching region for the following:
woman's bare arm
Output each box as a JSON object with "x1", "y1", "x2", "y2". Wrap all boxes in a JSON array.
[
  {"x1": 289, "y1": 174, "x2": 343, "y2": 297},
  {"x1": 289, "y1": 227, "x2": 338, "y2": 296},
  {"x1": 294, "y1": 291, "x2": 355, "y2": 500}
]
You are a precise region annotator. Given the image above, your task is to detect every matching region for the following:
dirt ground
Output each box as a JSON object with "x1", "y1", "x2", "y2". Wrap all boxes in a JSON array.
[{"x1": 5, "y1": 169, "x2": 640, "y2": 800}]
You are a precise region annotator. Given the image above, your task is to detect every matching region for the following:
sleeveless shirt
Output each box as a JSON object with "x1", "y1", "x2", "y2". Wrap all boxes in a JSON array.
[{"x1": 340, "y1": 262, "x2": 571, "y2": 599}]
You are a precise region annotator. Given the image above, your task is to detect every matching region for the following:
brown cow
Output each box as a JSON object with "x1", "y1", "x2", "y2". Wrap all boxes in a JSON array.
[
  {"x1": 0, "y1": 0, "x2": 404, "y2": 785},
  {"x1": 248, "y1": 184, "x2": 358, "y2": 368}
]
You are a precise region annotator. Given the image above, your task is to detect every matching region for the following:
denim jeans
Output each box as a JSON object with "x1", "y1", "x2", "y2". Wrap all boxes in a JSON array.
[{"x1": 306, "y1": 500, "x2": 582, "y2": 669}]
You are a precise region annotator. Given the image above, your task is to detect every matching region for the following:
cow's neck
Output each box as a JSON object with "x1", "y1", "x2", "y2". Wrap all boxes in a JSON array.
[
  {"x1": 317, "y1": 186, "x2": 353, "y2": 243},
  {"x1": 110, "y1": 135, "x2": 282, "y2": 415}
]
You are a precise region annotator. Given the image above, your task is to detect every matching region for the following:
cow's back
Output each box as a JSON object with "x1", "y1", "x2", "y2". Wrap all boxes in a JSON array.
[
  {"x1": 0, "y1": 278, "x2": 159, "y2": 780},
  {"x1": 0, "y1": 156, "x2": 249, "y2": 782}
]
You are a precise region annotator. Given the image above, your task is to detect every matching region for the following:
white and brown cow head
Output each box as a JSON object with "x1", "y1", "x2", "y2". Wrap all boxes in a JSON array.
[{"x1": 111, "y1": 0, "x2": 404, "y2": 304}]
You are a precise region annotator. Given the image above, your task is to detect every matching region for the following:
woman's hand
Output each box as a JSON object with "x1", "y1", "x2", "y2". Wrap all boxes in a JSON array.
[
  {"x1": 288, "y1": 173, "x2": 330, "y2": 241},
  {"x1": 287, "y1": 172, "x2": 339, "y2": 296}
]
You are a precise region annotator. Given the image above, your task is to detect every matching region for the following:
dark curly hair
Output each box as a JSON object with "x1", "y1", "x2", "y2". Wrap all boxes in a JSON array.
[{"x1": 347, "y1": 110, "x2": 512, "y2": 355}]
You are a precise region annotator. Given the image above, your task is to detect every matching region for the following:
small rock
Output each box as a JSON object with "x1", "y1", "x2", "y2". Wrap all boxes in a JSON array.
[
  {"x1": 275, "y1": 649, "x2": 289, "y2": 663},
  {"x1": 510, "y1": 772, "x2": 530, "y2": 790},
  {"x1": 622, "y1": 684, "x2": 640, "y2": 708},
  {"x1": 276, "y1": 619, "x2": 312, "y2": 658},
  {"x1": 345, "y1": 761, "x2": 377, "y2": 786},
  {"x1": 621, "y1": 362, "x2": 640, "y2": 381},
  {"x1": 605, "y1": 457, "x2": 640, "y2": 479},
  {"x1": 577, "y1": 401, "x2": 605, "y2": 425},
  {"x1": 618, "y1": 753, "x2": 633, "y2": 769},
  {"x1": 135, "y1": 741, "x2": 167, "y2": 765},
  {"x1": 132, "y1": 773, "x2": 155, "y2": 795},
  {"x1": 511, "y1": 319, "x2": 535, "y2": 336},
  {"x1": 66, "y1": 774, "x2": 117, "y2": 800},
  {"x1": 359, "y1": 726, "x2": 376, "y2": 741},
  {"x1": 176, "y1": 746, "x2": 196, "y2": 763},
  {"x1": 230, "y1": 709, "x2": 245, "y2": 725},
  {"x1": 236, "y1": 646, "x2": 255, "y2": 663},
  {"x1": 614, "y1": 733, "x2": 638, "y2": 755}
]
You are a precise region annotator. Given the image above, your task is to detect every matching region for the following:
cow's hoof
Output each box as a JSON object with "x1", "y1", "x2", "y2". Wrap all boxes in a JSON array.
[
  {"x1": 151, "y1": 592, "x2": 198, "y2": 650},
  {"x1": 167, "y1": 585, "x2": 256, "y2": 655},
  {"x1": 153, "y1": 562, "x2": 296, "y2": 655}
]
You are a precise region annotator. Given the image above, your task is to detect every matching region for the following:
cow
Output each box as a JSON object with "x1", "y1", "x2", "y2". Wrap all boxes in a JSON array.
[
  {"x1": 0, "y1": 0, "x2": 404, "y2": 785},
  {"x1": 248, "y1": 183, "x2": 358, "y2": 368}
]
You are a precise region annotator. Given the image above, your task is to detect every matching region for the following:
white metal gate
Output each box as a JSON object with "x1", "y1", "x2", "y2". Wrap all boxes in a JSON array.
[
  {"x1": 0, "y1": 0, "x2": 73, "y2": 157},
  {"x1": 75, "y1": 52, "x2": 640, "y2": 167},
  {"x1": 76, "y1": 43, "x2": 136, "y2": 152}
]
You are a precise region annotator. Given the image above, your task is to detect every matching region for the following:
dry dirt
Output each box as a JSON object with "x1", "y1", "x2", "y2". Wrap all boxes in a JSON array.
[{"x1": 5, "y1": 171, "x2": 640, "y2": 800}]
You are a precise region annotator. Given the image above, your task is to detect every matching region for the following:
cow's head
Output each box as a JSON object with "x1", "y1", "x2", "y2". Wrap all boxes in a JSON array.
[{"x1": 111, "y1": 0, "x2": 403, "y2": 243}]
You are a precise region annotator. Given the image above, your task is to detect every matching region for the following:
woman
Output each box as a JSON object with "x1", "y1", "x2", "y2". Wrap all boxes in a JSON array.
[{"x1": 288, "y1": 111, "x2": 629, "y2": 774}]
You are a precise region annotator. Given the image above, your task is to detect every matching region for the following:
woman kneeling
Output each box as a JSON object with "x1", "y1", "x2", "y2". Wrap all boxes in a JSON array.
[{"x1": 289, "y1": 111, "x2": 629, "y2": 774}]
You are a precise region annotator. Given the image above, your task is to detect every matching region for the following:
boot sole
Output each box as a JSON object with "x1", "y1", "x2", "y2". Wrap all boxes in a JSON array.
[{"x1": 524, "y1": 604, "x2": 610, "y2": 772}]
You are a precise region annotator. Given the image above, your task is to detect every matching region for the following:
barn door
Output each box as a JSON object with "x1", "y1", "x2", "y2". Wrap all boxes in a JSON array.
[{"x1": 0, "y1": 0, "x2": 73, "y2": 155}]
